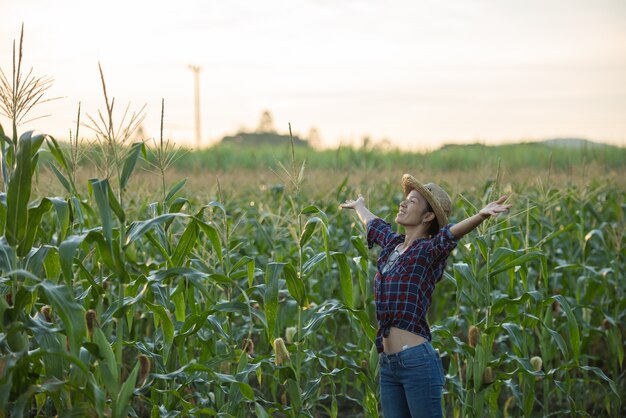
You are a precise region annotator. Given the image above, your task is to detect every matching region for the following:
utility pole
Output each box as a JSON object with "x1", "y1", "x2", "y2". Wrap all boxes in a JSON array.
[{"x1": 188, "y1": 65, "x2": 202, "y2": 149}]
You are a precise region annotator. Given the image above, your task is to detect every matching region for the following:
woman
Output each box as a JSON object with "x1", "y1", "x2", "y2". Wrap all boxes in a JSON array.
[{"x1": 340, "y1": 174, "x2": 512, "y2": 418}]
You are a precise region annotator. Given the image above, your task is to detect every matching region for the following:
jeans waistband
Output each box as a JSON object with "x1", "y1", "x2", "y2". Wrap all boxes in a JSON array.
[{"x1": 379, "y1": 341, "x2": 437, "y2": 363}]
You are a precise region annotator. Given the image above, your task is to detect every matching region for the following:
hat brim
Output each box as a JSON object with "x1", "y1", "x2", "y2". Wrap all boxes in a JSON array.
[{"x1": 401, "y1": 174, "x2": 448, "y2": 230}]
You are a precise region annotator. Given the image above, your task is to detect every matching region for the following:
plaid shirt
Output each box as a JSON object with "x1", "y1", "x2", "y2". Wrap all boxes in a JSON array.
[{"x1": 366, "y1": 218, "x2": 458, "y2": 353}]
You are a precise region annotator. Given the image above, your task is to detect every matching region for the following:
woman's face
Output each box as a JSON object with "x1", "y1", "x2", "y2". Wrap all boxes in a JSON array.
[{"x1": 395, "y1": 189, "x2": 433, "y2": 227}]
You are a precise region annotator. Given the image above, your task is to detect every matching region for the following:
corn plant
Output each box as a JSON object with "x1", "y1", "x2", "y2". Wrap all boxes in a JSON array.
[{"x1": 0, "y1": 27, "x2": 623, "y2": 416}]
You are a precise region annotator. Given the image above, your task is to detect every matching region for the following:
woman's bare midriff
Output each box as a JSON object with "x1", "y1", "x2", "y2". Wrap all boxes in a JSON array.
[{"x1": 383, "y1": 327, "x2": 426, "y2": 354}]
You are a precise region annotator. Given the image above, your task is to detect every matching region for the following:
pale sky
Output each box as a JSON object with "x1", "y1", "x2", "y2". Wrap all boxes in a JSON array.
[{"x1": 1, "y1": 0, "x2": 625, "y2": 150}]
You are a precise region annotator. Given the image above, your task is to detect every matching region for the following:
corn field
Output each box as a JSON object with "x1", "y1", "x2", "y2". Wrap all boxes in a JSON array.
[{"x1": 0, "y1": 31, "x2": 625, "y2": 418}]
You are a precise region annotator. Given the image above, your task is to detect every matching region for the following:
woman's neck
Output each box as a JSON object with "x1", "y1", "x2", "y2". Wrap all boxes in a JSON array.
[{"x1": 402, "y1": 225, "x2": 430, "y2": 248}]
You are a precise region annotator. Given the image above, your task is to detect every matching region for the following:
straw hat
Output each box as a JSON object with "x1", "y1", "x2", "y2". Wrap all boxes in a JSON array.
[{"x1": 401, "y1": 174, "x2": 452, "y2": 230}]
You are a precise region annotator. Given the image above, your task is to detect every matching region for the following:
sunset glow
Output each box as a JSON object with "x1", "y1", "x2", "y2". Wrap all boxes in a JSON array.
[{"x1": 2, "y1": 0, "x2": 625, "y2": 149}]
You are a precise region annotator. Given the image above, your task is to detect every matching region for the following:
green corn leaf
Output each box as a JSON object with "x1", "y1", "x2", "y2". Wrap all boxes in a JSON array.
[
  {"x1": 264, "y1": 262, "x2": 283, "y2": 340},
  {"x1": 350, "y1": 235, "x2": 369, "y2": 259},
  {"x1": 169, "y1": 196, "x2": 188, "y2": 214},
  {"x1": 255, "y1": 402, "x2": 270, "y2": 418},
  {"x1": 120, "y1": 142, "x2": 145, "y2": 190},
  {"x1": 194, "y1": 218, "x2": 223, "y2": 266},
  {"x1": 143, "y1": 300, "x2": 174, "y2": 361},
  {"x1": 331, "y1": 252, "x2": 353, "y2": 309},
  {"x1": 24, "y1": 245, "x2": 53, "y2": 279},
  {"x1": 45, "y1": 135, "x2": 70, "y2": 173},
  {"x1": 172, "y1": 221, "x2": 198, "y2": 266},
  {"x1": 175, "y1": 311, "x2": 211, "y2": 339},
  {"x1": 165, "y1": 197, "x2": 189, "y2": 230},
  {"x1": 114, "y1": 361, "x2": 140, "y2": 418},
  {"x1": 93, "y1": 327, "x2": 119, "y2": 395},
  {"x1": 165, "y1": 178, "x2": 187, "y2": 204},
  {"x1": 33, "y1": 330, "x2": 65, "y2": 379},
  {"x1": 300, "y1": 216, "x2": 321, "y2": 247},
  {"x1": 484, "y1": 247, "x2": 517, "y2": 269},
  {"x1": 0, "y1": 237, "x2": 16, "y2": 273},
  {"x1": 59, "y1": 231, "x2": 116, "y2": 284},
  {"x1": 87, "y1": 374, "x2": 106, "y2": 416},
  {"x1": 492, "y1": 291, "x2": 542, "y2": 315},
  {"x1": 501, "y1": 322, "x2": 524, "y2": 356},
  {"x1": 286, "y1": 378, "x2": 302, "y2": 412},
  {"x1": 125, "y1": 213, "x2": 185, "y2": 247},
  {"x1": 43, "y1": 246, "x2": 62, "y2": 282},
  {"x1": 0, "y1": 193, "x2": 6, "y2": 237},
  {"x1": 300, "y1": 303, "x2": 342, "y2": 339},
  {"x1": 70, "y1": 196, "x2": 85, "y2": 227},
  {"x1": 350, "y1": 308, "x2": 376, "y2": 342},
  {"x1": 473, "y1": 344, "x2": 484, "y2": 389},
  {"x1": 540, "y1": 320, "x2": 568, "y2": 358},
  {"x1": 505, "y1": 353, "x2": 545, "y2": 377},
  {"x1": 551, "y1": 295, "x2": 580, "y2": 365},
  {"x1": 228, "y1": 254, "x2": 253, "y2": 273},
  {"x1": 536, "y1": 223, "x2": 576, "y2": 247},
  {"x1": 38, "y1": 280, "x2": 86, "y2": 357},
  {"x1": 89, "y1": 179, "x2": 113, "y2": 249},
  {"x1": 300, "y1": 205, "x2": 329, "y2": 225},
  {"x1": 58, "y1": 232, "x2": 88, "y2": 283},
  {"x1": 49, "y1": 197, "x2": 70, "y2": 243},
  {"x1": 6, "y1": 131, "x2": 45, "y2": 246},
  {"x1": 485, "y1": 251, "x2": 544, "y2": 277},
  {"x1": 203, "y1": 200, "x2": 227, "y2": 216},
  {"x1": 48, "y1": 162, "x2": 72, "y2": 194},
  {"x1": 247, "y1": 258, "x2": 256, "y2": 288},
  {"x1": 236, "y1": 382, "x2": 255, "y2": 401},
  {"x1": 172, "y1": 281, "x2": 186, "y2": 322},
  {"x1": 302, "y1": 252, "x2": 327, "y2": 276},
  {"x1": 284, "y1": 262, "x2": 307, "y2": 307},
  {"x1": 106, "y1": 181, "x2": 125, "y2": 224},
  {"x1": 579, "y1": 365, "x2": 619, "y2": 397},
  {"x1": 17, "y1": 198, "x2": 52, "y2": 257},
  {"x1": 454, "y1": 262, "x2": 485, "y2": 299}
]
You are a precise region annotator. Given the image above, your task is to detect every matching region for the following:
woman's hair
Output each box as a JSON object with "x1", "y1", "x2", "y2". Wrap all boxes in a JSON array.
[{"x1": 426, "y1": 202, "x2": 439, "y2": 236}]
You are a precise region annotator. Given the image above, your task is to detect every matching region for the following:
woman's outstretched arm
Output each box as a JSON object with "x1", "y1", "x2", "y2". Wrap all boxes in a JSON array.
[
  {"x1": 450, "y1": 195, "x2": 512, "y2": 239},
  {"x1": 340, "y1": 195, "x2": 377, "y2": 226}
]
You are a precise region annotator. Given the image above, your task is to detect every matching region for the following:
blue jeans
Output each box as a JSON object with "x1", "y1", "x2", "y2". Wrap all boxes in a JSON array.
[{"x1": 379, "y1": 342, "x2": 444, "y2": 418}]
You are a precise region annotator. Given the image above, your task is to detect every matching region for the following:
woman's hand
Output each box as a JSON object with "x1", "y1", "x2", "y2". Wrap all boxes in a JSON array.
[
  {"x1": 340, "y1": 195, "x2": 365, "y2": 210},
  {"x1": 451, "y1": 195, "x2": 513, "y2": 239},
  {"x1": 340, "y1": 194, "x2": 376, "y2": 225},
  {"x1": 478, "y1": 195, "x2": 512, "y2": 219}
]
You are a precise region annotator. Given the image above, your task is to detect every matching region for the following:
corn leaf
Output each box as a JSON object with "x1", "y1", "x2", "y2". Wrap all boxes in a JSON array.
[
  {"x1": 89, "y1": 179, "x2": 113, "y2": 250},
  {"x1": 331, "y1": 252, "x2": 353, "y2": 309},
  {"x1": 17, "y1": 198, "x2": 52, "y2": 257},
  {"x1": 172, "y1": 221, "x2": 198, "y2": 266},
  {"x1": 165, "y1": 178, "x2": 187, "y2": 204},
  {"x1": 6, "y1": 131, "x2": 44, "y2": 246},
  {"x1": 38, "y1": 280, "x2": 86, "y2": 357},
  {"x1": 120, "y1": 142, "x2": 144, "y2": 191},
  {"x1": 264, "y1": 262, "x2": 283, "y2": 340},
  {"x1": 143, "y1": 300, "x2": 174, "y2": 362},
  {"x1": 93, "y1": 327, "x2": 119, "y2": 395},
  {"x1": 114, "y1": 361, "x2": 140, "y2": 418},
  {"x1": 284, "y1": 261, "x2": 307, "y2": 307},
  {"x1": 551, "y1": 295, "x2": 580, "y2": 365}
]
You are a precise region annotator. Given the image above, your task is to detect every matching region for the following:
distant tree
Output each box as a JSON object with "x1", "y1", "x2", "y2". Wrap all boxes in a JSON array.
[
  {"x1": 307, "y1": 127, "x2": 322, "y2": 148},
  {"x1": 134, "y1": 125, "x2": 147, "y2": 141},
  {"x1": 257, "y1": 110, "x2": 276, "y2": 133}
]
